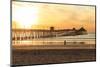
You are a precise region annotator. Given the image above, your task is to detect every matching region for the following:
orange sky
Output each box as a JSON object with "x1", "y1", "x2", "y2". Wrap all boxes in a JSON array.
[{"x1": 12, "y1": 1, "x2": 95, "y2": 33}]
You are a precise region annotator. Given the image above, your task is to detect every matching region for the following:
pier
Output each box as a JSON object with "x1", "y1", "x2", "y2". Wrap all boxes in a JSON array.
[{"x1": 12, "y1": 27, "x2": 87, "y2": 40}]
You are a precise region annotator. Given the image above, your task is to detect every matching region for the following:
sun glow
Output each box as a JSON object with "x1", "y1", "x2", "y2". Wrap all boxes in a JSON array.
[
  {"x1": 12, "y1": 2, "x2": 38, "y2": 29},
  {"x1": 12, "y1": 1, "x2": 95, "y2": 33}
]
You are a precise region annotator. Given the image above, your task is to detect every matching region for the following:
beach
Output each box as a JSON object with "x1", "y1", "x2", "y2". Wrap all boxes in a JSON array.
[
  {"x1": 12, "y1": 44, "x2": 96, "y2": 66},
  {"x1": 12, "y1": 33, "x2": 96, "y2": 66}
]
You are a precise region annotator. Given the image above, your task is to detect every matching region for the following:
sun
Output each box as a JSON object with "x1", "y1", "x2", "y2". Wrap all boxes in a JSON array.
[{"x1": 12, "y1": 2, "x2": 38, "y2": 29}]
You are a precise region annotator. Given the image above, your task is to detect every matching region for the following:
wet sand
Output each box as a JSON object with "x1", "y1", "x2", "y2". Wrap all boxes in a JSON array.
[
  {"x1": 13, "y1": 43, "x2": 95, "y2": 49},
  {"x1": 12, "y1": 44, "x2": 96, "y2": 66}
]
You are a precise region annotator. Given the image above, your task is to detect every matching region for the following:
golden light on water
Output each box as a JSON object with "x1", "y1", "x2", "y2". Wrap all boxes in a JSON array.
[{"x1": 12, "y1": 1, "x2": 96, "y2": 47}]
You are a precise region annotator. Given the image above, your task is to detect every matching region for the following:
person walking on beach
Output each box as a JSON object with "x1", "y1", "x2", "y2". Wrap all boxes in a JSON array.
[{"x1": 64, "y1": 40, "x2": 66, "y2": 45}]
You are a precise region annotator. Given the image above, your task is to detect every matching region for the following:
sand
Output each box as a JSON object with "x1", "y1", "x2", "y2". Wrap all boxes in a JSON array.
[{"x1": 12, "y1": 44, "x2": 96, "y2": 66}]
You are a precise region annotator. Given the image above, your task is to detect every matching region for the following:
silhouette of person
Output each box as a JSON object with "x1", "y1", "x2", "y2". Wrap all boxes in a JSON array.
[{"x1": 64, "y1": 40, "x2": 66, "y2": 45}]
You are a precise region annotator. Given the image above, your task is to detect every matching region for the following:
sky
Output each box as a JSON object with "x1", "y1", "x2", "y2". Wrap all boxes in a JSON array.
[{"x1": 12, "y1": 1, "x2": 95, "y2": 33}]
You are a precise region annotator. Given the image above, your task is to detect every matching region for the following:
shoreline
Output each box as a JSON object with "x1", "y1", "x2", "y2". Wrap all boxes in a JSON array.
[{"x1": 12, "y1": 43, "x2": 96, "y2": 50}]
